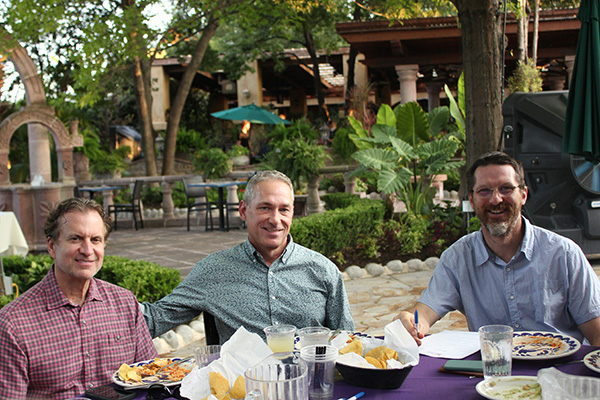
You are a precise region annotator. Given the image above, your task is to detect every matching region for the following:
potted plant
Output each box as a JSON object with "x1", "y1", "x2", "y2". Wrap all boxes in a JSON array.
[
  {"x1": 228, "y1": 145, "x2": 251, "y2": 166},
  {"x1": 193, "y1": 148, "x2": 232, "y2": 180}
]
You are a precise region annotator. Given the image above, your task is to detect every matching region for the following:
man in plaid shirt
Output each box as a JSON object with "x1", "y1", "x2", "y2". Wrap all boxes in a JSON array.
[{"x1": 0, "y1": 198, "x2": 157, "y2": 399}]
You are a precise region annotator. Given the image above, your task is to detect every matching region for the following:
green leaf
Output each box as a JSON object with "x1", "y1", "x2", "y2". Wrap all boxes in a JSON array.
[
  {"x1": 352, "y1": 148, "x2": 398, "y2": 170},
  {"x1": 348, "y1": 115, "x2": 372, "y2": 150},
  {"x1": 376, "y1": 104, "x2": 396, "y2": 127},
  {"x1": 395, "y1": 102, "x2": 430, "y2": 146},
  {"x1": 388, "y1": 136, "x2": 416, "y2": 159},
  {"x1": 428, "y1": 106, "x2": 450, "y2": 137},
  {"x1": 371, "y1": 124, "x2": 397, "y2": 144},
  {"x1": 378, "y1": 167, "x2": 412, "y2": 195},
  {"x1": 444, "y1": 83, "x2": 466, "y2": 141}
]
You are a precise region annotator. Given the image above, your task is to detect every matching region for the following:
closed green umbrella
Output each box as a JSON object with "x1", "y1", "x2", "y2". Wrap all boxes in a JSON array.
[
  {"x1": 563, "y1": 0, "x2": 600, "y2": 163},
  {"x1": 211, "y1": 103, "x2": 291, "y2": 125}
]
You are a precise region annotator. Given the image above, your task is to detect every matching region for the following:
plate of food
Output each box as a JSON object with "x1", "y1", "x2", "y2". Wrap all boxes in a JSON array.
[
  {"x1": 512, "y1": 331, "x2": 580, "y2": 360},
  {"x1": 112, "y1": 357, "x2": 195, "y2": 389},
  {"x1": 584, "y1": 349, "x2": 600, "y2": 374},
  {"x1": 475, "y1": 376, "x2": 541, "y2": 400}
]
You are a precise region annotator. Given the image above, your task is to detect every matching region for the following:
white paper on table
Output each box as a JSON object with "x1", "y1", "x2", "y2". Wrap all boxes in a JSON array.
[
  {"x1": 334, "y1": 320, "x2": 419, "y2": 369},
  {"x1": 180, "y1": 326, "x2": 273, "y2": 400},
  {"x1": 419, "y1": 330, "x2": 480, "y2": 359}
]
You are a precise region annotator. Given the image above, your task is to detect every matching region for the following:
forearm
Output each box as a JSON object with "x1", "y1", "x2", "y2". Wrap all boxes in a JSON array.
[{"x1": 393, "y1": 303, "x2": 440, "y2": 345}]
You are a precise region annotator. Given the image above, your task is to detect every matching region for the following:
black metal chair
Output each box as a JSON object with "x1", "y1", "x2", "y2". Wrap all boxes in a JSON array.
[
  {"x1": 203, "y1": 311, "x2": 220, "y2": 345},
  {"x1": 225, "y1": 201, "x2": 245, "y2": 230},
  {"x1": 182, "y1": 176, "x2": 214, "y2": 231},
  {"x1": 108, "y1": 180, "x2": 144, "y2": 231}
]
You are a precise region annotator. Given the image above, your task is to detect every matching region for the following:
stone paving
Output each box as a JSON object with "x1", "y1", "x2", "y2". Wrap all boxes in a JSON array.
[{"x1": 106, "y1": 225, "x2": 468, "y2": 356}]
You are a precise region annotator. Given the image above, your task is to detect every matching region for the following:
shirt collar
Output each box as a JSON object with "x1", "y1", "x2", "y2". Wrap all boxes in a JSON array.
[
  {"x1": 43, "y1": 266, "x2": 102, "y2": 310},
  {"x1": 242, "y1": 235, "x2": 294, "y2": 265},
  {"x1": 474, "y1": 215, "x2": 533, "y2": 266}
]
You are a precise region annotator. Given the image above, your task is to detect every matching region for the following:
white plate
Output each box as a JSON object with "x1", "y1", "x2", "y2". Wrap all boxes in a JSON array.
[
  {"x1": 112, "y1": 358, "x2": 195, "y2": 389},
  {"x1": 476, "y1": 376, "x2": 541, "y2": 400},
  {"x1": 512, "y1": 331, "x2": 580, "y2": 360},
  {"x1": 584, "y1": 349, "x2": 600, "y2": 374}
]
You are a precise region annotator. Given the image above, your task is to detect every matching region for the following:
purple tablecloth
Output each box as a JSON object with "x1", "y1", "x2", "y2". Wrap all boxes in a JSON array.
[
  {"x1": 332, "y1": 345, "x2": 599, "y2": 400},
  {"x1": 89, "y1": 345, "x2": 599, "y2": 400}
]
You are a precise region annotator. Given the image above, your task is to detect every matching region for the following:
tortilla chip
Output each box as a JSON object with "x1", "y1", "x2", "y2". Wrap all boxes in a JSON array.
[
  {"x1": 118, "y1": 363, "x2": 132, "y2": 381},
  {"x1": 210, "y1": 372, "x2": 230, "y2": 395},
  {"x1": 217, "y1": 395, "x2": 231, "y2": 400},
  {"x1": 365, "y1": 346, "x2": 386, "y2": 360},
  {"x1": 339, "y1": 339, "x2": 363, "y2": 356},
  {"x1": 153, "y1": 358, "x2": 171, "y2": 367},
  {"x1": 383, "y1": 347, "x2": 398, "y2": 362},
  {"x1": 229, "y1": 375, "x2": 246, "y2": 399},
  {"x1": 365, "y1": 356, "x2": 385, "y2": 369},
  {"x1": 126, "y1": 368, "x2": 142, "y2": 382}
]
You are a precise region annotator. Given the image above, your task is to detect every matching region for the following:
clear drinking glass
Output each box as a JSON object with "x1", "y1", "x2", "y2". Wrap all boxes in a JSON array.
[
  {"x1": 263, "y1": 325, "x2": 296, "y2": 352},
  {"x1": 297, "y1": 327, "x2": 331, "y2": 349},
  {"x1": 194, "y1": 344, "x2": 221, "y2": 368},
  {"x1": 300, "y1": 344, "x2": 338, "y2": 400},
  {"x1": 244, "y1": 353, "x2": 308, "y2": 400},
  {"x1": 479, "y1": 325, "x2": 513, "y2": 380}
]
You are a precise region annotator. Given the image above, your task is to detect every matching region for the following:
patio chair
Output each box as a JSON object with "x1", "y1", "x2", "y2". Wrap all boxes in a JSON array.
[
  {"x1": 108, "y1": 180, "x2": 144, "y2": 231},
  {"x1": 182, "y1": 176, "x2": 214, "y2": 231}
]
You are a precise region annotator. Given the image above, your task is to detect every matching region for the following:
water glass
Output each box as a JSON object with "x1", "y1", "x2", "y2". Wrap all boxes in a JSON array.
[
  {"x1": 300, "y1": 345, "x2": 338, "y2": 400},
  {"x1": 479, "y1": 325, "x2": 513, "y2": 380},
  {"x1": 264, "y1": 324, "x2": 296, "y2": 352},
  {"x1": 244, "y1": 354, "x2": 308, "y2": 400},
  {"x1": 298, "y1": 327, "x2": 331, "y2": 349},
  {"x1": 194, "y1": 344, "x2": 221, "y2": 368}
]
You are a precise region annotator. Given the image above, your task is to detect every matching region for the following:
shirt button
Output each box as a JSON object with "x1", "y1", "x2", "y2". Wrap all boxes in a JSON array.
[
  {"x1": 515, "y1": 323, "x2": 520, "y2": 328},
  {"x1": 510, "y1": 295, "x2": 515, "y2": 300},
  {"x1": 269, "y1": 271, "x2": 274, "y2": 276},
  {"x1": 271, "y1": 296, "x2": 276, "y2": 300},
  {"x1": 506, "y1": 267, "x2": 511, "y2": 272},
  {"x1": 88, "y1": 383, "x2": 94, "y2": 388},
  {"x1": 85, "y1": 351, "x2": 90, "y2": 357},
  {"x1": 82, "y1": 320, "x2": 86, "y2": 325}
]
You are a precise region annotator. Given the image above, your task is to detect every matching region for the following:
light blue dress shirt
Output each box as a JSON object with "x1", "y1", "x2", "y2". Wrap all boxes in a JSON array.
[
  {"x1": 143, "y1": 236, "x2": 354, "y2": 343},
  {"x1": 419, "y1": 218, "x2": 600, "y2": 342}
]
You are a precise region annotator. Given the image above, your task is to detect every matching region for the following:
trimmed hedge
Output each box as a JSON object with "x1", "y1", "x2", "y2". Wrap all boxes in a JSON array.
[
  {"x1": 290, "y1": 196, "x2": 386, "y2": 265},
  {"x1": 0, "y1": 254, "x2": 180, "y2": 308}
]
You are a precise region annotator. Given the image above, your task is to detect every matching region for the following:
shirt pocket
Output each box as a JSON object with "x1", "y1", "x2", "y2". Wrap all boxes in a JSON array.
[{"x1": 535, "y1": 278, "x2": 566, "y2": 323}]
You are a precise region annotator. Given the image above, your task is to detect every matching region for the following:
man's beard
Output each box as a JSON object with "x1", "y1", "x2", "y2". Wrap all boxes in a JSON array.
[{"x1": 480, "y1": 203, "x2": 521, "y2": 237}]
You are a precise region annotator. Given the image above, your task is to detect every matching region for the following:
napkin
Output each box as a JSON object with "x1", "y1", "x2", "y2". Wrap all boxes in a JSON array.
[
  {"x1": 180, "y1": 326, "x2": 273, "y2": 400},
  {"x1": 334, "y1": 320, "x2": 419, "y2": 369}
]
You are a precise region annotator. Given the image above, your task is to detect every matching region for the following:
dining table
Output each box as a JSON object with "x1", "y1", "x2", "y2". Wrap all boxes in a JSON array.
[
  {"x1": 188, "y1": 181, "x2": 247, "y2": 231},
  {"x1": 88, "y1": 344, "x2": 600, "y2": 400}
]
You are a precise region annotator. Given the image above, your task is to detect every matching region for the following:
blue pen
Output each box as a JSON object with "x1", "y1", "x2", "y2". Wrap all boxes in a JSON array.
[
  {"x1": 415, "y1": 309, "x2": 420, "y2": 336},
  {"x1": 348, "y1": 392, "x2": 365, "y2": 400}
]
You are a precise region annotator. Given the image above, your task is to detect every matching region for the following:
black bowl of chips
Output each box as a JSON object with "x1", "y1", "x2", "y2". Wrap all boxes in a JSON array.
[{"x1": 335, "y1": 362, "x2": 413, "y2": 389}]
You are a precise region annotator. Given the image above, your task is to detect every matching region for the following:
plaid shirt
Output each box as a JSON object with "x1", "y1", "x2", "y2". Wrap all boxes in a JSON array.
[{"x1": 0, "y1": 267, "x2": 157, "y2": 399}]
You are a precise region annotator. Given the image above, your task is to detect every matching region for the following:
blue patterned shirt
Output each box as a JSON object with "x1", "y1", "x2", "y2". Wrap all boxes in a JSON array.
[
  {"x1": 143, "y1": 236, "x2": 354, "y2": 343},
  {"x1": 419, "y1": 217, "x2": 600, "y2": 342}
]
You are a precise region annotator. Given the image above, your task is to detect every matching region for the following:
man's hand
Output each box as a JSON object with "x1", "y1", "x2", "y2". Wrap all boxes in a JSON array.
[{"x1": 394, "y1": 310, "x2": 425, "y2": 346}]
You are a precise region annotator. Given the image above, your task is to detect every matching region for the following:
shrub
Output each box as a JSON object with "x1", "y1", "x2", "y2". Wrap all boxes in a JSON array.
[
  {"x1": 193, "y1": 148, "x2": 232, "y2": 180},
  {"x1": 321, "y1": 192, "x2": 361, "y2": 210},
  {"x1": 291, "y1": 198, "x2": 386, "y2": 266},
  {"x1": 0, "y1": 254, "x2": 180, "y2": 308}
]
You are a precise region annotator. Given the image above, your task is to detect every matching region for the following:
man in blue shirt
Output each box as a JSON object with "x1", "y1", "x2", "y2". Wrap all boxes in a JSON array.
[
  {"x1": 396, "y1": 152, "x2": 600, "y2": 345},
  {"x1": 143, "y1": 170, "x2": 354, "y2": 343}
]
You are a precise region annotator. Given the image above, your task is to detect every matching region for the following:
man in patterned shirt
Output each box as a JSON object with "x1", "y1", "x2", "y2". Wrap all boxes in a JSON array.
[
  {"x1": 0, "y1": 198, "x2": 157, "y2": 399},
  {"x1": 143, "y1": 170, "x2": 355, "y2": 343}
]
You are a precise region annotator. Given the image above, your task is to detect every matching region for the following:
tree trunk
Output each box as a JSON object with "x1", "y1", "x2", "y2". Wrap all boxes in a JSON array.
[
  {"x1": 303, "y1": 27, "x2": 328, "y2": 122},
  {"x1": 132, "y1": 55, "x2": 158, "y2": 176},
  {"x1": 531, "y1": 0, "x2": 540, "y2": 64},
  {"x1": 162, "y1": 16, "x2": 220, "y2": 176},
  {"x1": 517, "y1": 0, "x2": 529, "y2": 63},
  {"x1": 451, "y1": 0, "x2": 504, "y2": 171},
  {"x1": 345, "y1": 4, "x2": 362, "y2": 112}
]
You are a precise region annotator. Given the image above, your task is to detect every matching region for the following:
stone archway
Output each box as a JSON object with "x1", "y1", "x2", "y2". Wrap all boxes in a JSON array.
[{"x1": 0, "y1": 105, "x2": 80, "y2": 185}]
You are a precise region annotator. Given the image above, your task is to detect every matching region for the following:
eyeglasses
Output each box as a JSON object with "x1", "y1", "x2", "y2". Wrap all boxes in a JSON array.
[{"x1": 473, "y1": 185, "x2": 521, "y2": 199}]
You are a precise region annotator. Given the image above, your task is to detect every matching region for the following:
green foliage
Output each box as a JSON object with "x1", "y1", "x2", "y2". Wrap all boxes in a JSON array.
[
  {"x1": 467, "y1": 215, "x2": 482, "y2": 233},
  {"x1": 263, "y1": 138, "x2": 328, "y2": 190},
  {"x1": 350, "y1": 102, "x2": 464, "y2": 215},
  {"x1": 321, "y1": 192, "x2": 362, "y2": 210},
  {"x1": 228, "y1": 145, "x2": 251, "y2": 158},
  {"x1": 193, "y1": 148, "x2": 232, "y2": 180},
  {"x1": 319, "y1": 174, "x2": 346, "y2": 193},
  {"x1": 507, "y1": 59, "x2": 543, "y2": 93},
  {"x1": 290, "y1": 198, "x2": 386, "y2": 264},
  {"x1": 267, "y1": 118, "x2": 320, "y2": 143},
  {"x1": 0, "y1": 254, "x2": 180, "y2": 307},
  {"x1": 175, "y1": 128, "x2": 208, "y2": 154},
  {"x1": 331, "y1": 125, "x2": 358, "y2": 162}
]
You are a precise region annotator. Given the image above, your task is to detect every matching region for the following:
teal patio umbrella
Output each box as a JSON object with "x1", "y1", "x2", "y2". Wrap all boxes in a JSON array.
[
  {"x1": 210, "y1": 103, "x2": 291, "y2": 125},
  {"x1": 563, "y1": 0, "x2": 600, "y2": 164}
]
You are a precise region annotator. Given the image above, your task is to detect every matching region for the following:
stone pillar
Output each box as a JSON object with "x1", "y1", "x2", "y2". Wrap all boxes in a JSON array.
[
  {"x1": 0, "y1": 150, "x2": 9, "y2": 185},
  {"x1": 343, "y1": 173, "x2": 356, "y2": 194},
  {"x1": 57, "y1": 148, "x2": 75, "y2": 184},
  {"x1": 395, "y1": 64, "x2": 420, "y2": 104},
  {"x1": 237, "y1": 60, "x2": 263, "y2": 106},
  {"x1": 151, "y1": 65, "x2": 169, "y2": 131},
  {"x1": 27, "y1": 123, "x2": 52, "y2": 184},
  {"x1": 564, "y1": 55, "x2": 576, "y2": 89},
  {"x1": 161, "y1": 181, "x2": 174, "y2": 219},
  {"x1": 426, "y1": 81, "x2": 443, "y2": 112},
  {"x1": 306, "y1": 175, "x2": 325, "y2": 215}
]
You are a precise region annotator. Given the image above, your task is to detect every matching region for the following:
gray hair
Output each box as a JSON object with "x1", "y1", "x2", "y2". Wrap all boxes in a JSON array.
[{"x1": 244, "y1": 170, "x2": 294, "y2": 206}]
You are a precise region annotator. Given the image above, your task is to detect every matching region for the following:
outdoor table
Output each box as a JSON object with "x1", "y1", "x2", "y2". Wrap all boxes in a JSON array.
[
  {"x1": 188, "y1": 181, "x2": 247, "y2": 231},
  {"x1": 88, "y1": 344, "x2": 599, "y2": 400},
  {"x1": 0, "y1": 211, "x2": 28, "y2": 295},
  {"x1": 79, "y1": 186, "x2": 121, "y2": 212}
]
